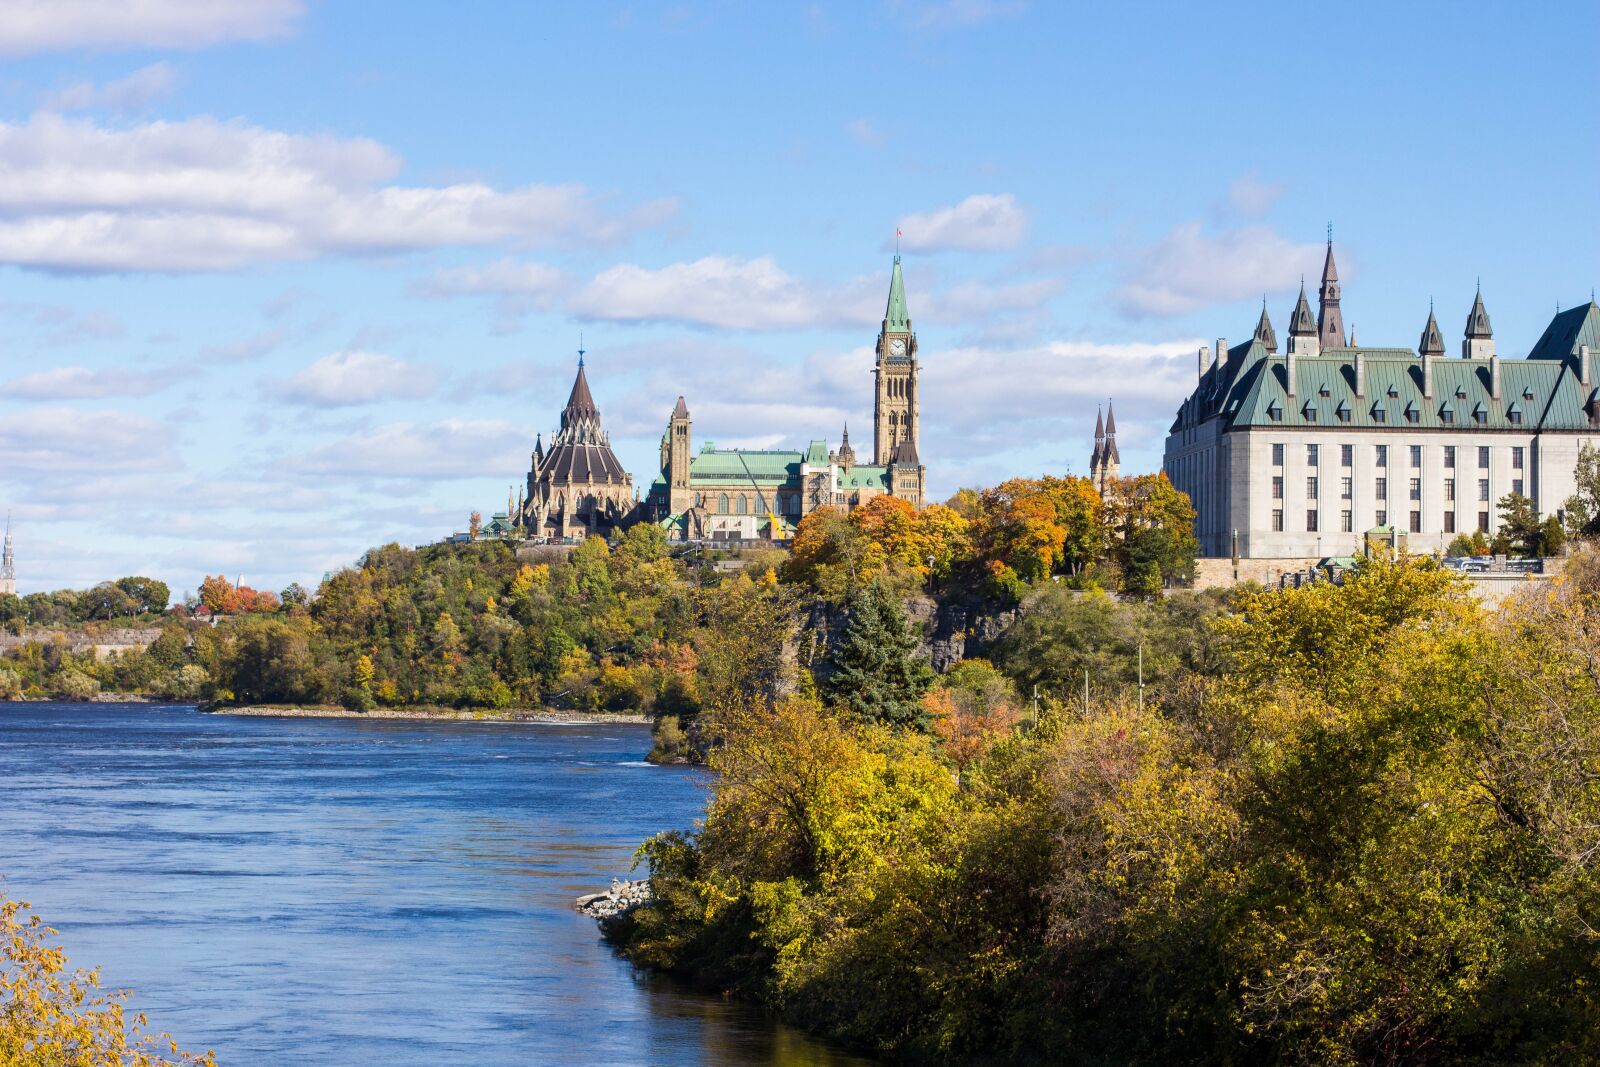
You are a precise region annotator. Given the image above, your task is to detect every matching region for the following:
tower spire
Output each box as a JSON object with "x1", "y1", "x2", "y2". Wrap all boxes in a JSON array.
[
  {"x1": 884, "y1": 254, "x2": 909, "y2": 331},
  {"x1": 1317, "y1": 229, "x2": 1346, "y2": 348}
]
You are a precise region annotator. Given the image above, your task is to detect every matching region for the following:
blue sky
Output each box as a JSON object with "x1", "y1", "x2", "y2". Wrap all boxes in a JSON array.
[{"x1": 0, "y1": 0, "x2": 1595, "y2": 596}]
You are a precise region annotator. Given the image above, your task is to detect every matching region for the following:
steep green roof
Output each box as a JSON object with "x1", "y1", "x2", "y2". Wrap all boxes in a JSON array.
[
  {"x1": 1175, "y1": 303, "x2": 1600, "y2": 438},
  {"x1": 885, "y1": 255, "x2": 909, "y2": 331},
  {"x1": 1527, "y1": 300, "x2": 1600, "y2": 362}
]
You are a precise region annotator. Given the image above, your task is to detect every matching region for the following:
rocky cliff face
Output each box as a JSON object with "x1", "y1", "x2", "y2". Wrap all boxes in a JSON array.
[
  {"x1": 905, "y1": 594, "x2": 1020, "y2": 673},
  {"x1": 800, "y1": 590, "x2": 1020, "y2": 678}
]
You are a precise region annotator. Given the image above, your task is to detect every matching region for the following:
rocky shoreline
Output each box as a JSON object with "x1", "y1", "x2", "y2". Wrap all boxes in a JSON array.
[
  {"x1": 211, "y1": 704, "x2": 651, "y2": 724},
  {"x1": 576, "y1": 878, "x2": 653, "y2": 920}
]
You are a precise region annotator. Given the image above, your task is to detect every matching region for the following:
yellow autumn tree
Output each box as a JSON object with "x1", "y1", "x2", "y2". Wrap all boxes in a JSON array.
[{"x1": 1, "y1": 895, "x2": 215, "y2": 1066}]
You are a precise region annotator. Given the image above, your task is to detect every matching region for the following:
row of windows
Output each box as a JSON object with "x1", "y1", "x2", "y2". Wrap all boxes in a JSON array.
[
  {"x1": 1271, "y1": 509, "x2": 1491, "y2": 534},
  {"x1": 1271, "y1": 476, "x2": 1524, "y2": 501},
  {"x1": 1272, "y1": 443, "x2": 1524, "y2": 470},
  {"x1": 694, "y1": 492, "x2": 803, "y2": 516}
]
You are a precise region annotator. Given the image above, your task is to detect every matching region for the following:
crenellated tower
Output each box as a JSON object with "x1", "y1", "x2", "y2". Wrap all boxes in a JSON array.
[{"x1": 873, "y1": 255, "x2": 919, "y2": 466}]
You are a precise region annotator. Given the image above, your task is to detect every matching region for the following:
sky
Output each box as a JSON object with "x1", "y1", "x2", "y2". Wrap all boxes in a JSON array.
[{"x1": 0, "y1": 0, "x2": 1596, "y2": 597}]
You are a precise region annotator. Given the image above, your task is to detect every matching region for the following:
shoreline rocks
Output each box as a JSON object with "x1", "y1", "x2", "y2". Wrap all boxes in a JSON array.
[{"x1": 576, "y1": 878, "x2": 652, "y2": 919}]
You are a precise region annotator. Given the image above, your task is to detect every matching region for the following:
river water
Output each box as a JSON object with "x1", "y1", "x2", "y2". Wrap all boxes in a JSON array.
[{"x1": 0, "y1": 702, "x2": 871, "y2": 1066}]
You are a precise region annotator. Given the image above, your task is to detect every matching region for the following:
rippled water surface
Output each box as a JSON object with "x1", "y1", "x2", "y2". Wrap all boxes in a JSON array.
[{"x1": 0, "y1": 702, "x2": 871, "y2": 1066}]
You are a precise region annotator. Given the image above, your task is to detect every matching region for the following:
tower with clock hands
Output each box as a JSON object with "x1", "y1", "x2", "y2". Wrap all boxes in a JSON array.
[{"x1": 873, "y1": 254, "x2": 919, "y2": 466}]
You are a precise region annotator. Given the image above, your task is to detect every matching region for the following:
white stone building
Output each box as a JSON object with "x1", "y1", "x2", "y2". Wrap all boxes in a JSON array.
[{"x1": 1164, "y1": 242, "x2": 1600, "y2": 559}]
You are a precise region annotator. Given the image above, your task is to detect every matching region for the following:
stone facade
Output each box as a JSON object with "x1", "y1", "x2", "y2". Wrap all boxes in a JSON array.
[
  {"x1": 1165, "y1": 240, "x2": 1600, "y2": 559},
  {"x1": 642, "y1": 256, "x2": 928, "y2": 540}
]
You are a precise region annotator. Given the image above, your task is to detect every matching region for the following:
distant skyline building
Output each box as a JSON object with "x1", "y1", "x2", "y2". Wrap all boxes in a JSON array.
[
  {"x1": 1, "y1": 515, "x2": 15, "y2": 597},
  {"x1": 1165, "y1": 237, "x2": 1600, "y2": 559}
]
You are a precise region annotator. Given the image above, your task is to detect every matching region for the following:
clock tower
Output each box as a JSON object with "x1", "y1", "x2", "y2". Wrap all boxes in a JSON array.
[{"x1": 873, "y1": 254, "x2": 919, "y2": 466}]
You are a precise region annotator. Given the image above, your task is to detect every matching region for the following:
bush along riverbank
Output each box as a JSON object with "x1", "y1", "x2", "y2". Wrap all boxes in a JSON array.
[{"x1": 599, "y1": 551, "x2": 1600, "y2": 1065}]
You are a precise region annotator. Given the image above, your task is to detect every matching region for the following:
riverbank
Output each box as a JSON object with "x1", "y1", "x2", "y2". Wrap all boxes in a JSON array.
[{"x1": 212, "y1": 704, "x2": 651, "y2": 724}]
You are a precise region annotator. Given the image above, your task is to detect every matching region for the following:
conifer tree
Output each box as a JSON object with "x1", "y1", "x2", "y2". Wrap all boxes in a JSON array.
[{"x1": 824, "y1": 582, "x2": 934, "y2": 729}]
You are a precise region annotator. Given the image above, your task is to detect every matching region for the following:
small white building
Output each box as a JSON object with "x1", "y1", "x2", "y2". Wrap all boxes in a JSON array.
[{"x1": 1165, "y1": 241, "x2": 1600, "y2": 560}]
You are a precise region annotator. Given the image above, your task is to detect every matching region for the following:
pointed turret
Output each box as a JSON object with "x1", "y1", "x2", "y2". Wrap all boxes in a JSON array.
[
  {"x1": 884, "y1": 255, "x2": 909, "y2": 332},
  {"x1": 1287, "y1": 283, "x2": 1320, "y2": 357},
  {"x1": 1103, "y1": 402, "x2": 1120, "y2": 466},
  {"x1": 1463, "y1": 285, "x2": 1495, "y2": 359},
  {"x1": 1419, "y1": 302, "x2": 1446, "y2": 358},
  {"x1": 1253, "y1": 301, "x2": 1279, "y2": 353},
  {"x1": 837, "y1": 423, "x2": 855, "y2": 471},
  {"x1": 672, "y1": 395, "x2": 690, "y2": 419},
  {"x1": 1317, "y1": 238, "x2": 1346, "y2": 348}
]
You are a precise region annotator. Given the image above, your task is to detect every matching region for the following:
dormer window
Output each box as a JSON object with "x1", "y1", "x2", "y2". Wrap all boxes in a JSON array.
[
  {"x1": 1387, "y1": 384, "x2": 1399, "y2": 398},
  {"x1": 1302, "y1": 401, "x2": 1318, "y2": 423},
  {"x1": 1267, "y1": 402, "x2": 1282, "y2": 422},
  {"x1": 1404, "y1": 402, "x2": 1419, "y2": 423},
  {"x1": 1319, "y1": 384, "x2": 1331, "y2": 398},
  {"x1": 1472, "y1": 403, "x2": 1487, "y2": 424},
  {"x1": 1523, "y1": 387, "x2": 1535, "y2": 400},
  {"x1": 1441, "y1": 406, "x2": 1455, "y2": 425},
  {"x1": 1372, "y1": 405, "x2": 1387, "y2": 423},
  {"x1": 1336, "y1": 400, "x2": 1351, "y2": 422},
  {"x1": 1508, "y1": 407, "x2": 1523, "y2": 425},
  {"x1": 1456, "y1": 386, "x2": 1468, "y2": 399}
]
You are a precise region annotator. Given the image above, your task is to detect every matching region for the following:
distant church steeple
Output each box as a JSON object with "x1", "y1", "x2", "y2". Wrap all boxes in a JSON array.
[
  {"x1": 1317, "y1": 228, "x2": 1346, "y2": 349},
  {"x1": 1089, "y1": 403, "x2": 1120, "y2": 492},
  {"x1": 1, "y1": 513, "x2": 15, "y2": 597}
]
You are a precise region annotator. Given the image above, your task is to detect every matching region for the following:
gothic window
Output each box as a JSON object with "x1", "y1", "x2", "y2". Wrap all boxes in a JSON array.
[
  {"x1": 736, "y1": 495, "x2": 748, "y2": 514},
  {"x1": 718, "y1": 494, "x2": 729, "y2": 514}
]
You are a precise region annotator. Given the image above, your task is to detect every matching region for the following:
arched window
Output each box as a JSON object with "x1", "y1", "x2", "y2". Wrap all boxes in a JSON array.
[
  {"x1": 718, "y1": 494, "x2": 729, "y2": 514},
  {"x1": 694, "y1": 492, "x2": 703, "y2": 508},
  {"x1": 736, "y1": 495, "x2": 748, "y2": 514}
]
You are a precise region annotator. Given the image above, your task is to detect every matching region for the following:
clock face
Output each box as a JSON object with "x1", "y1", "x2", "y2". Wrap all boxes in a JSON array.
[{"x1": 889, "y1": 338, "x2": 905, "y2": 356}]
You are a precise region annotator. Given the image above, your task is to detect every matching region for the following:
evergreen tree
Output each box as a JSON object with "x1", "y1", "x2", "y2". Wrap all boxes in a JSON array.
[{"x1": 824, "y1": 582, "x2": 934, "y2": 729}]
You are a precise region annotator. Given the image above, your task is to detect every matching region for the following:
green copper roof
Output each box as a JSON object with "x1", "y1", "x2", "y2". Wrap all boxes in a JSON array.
[
  {"x1": 838, "y1": 464, "x2": 890, "y2": 490},
  {"x1": 1527, "y1": 301, "x2": 1600, "y2": 361},
  {"x1": 688, "y1": 448, "x2": 803, "y2": 484},
  {"x1": 885, "y1": 255, "x2": 909, "y2": 331}
]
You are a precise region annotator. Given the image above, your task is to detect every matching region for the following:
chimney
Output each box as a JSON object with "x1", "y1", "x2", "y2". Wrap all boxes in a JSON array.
[
  {"x1": 1423, "y1": 351, "x2": 1434, "y2": 399},
  {"x1": 1355, "y1": 351, "x2": 1366, "y2": 398},
  {"x1": 1216, "y1": 338, "x2": 1227, "y2": 369},
  {"x1": 1490, "y1": 353, "x2": 1502, "y2": 399},
  {"x1": 1582, "y1": 344, "x2": 1592, "y2": 387},
  {"x1": 1197, "y1": 346, "x2": 1207, "y2": 384},
  {"x1": 1286, "y1": 348, "x2": 1296, "y2": 397}
]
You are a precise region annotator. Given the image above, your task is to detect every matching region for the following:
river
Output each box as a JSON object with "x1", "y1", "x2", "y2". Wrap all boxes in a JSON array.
[{"x1": 0, "y1": 702, "x2": 872, "y2": 1066}]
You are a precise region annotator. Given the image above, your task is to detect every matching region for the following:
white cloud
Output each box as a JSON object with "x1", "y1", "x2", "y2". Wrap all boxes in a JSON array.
[
  {"x1": 203, "y1": 325, "x2": 288, "y2": 363},
  {"x1": 924, "y1": 278, "x2": 1061, "y2": 322},
  {"x1": 0, "y1": 407, "x2": 179, "y2": 474},
  {"x1": 423, "y1": 259, "x2": 569, "y2": 301},
  {"x1": 1227, "y1": 172, "x2": 1282, "y2": 218},
  {"x1": 276, "y1": 351, "x2": 438, "y2": 407},
  {"x1": 0, "y1": 0, "x2": 302, "y2": 55},
  {"x1": 896, "y1": 193, "x2": 1027, "y2": 252},
  {"x1": 291, "y1": 419, "x2": 529, "y2": 479},
  {"x1": 570, "y1": 256, "x2": 879, "y2": 330},
  {"x1": 43, "y1": 62, "x2": 177, "y2": 112},
  {"x1": 0, "y1": 114, "x2": 678, "y2": 272},
  {"x1": 846, "y1": 118, "x2": 887, "y2": 147},
  {"x1": 4, "y1": 364, "x2": 183, "y2": 399},
  {"x1": 1115, "y1": 222, "x2": 1324, "y2": 317}
]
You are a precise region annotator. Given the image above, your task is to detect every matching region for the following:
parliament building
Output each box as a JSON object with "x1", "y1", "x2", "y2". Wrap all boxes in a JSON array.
[
  {"x1": 1165, "y1": 239, "x2": 1600, "y2": 559},
  {"x1": 485, "y1": 255, "x2": 929, "y2": 542}
]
